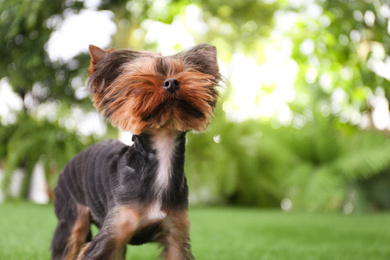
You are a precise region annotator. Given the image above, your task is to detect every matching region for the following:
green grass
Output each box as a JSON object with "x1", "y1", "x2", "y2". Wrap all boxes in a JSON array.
[{"x1": 0, "y1": 202, "x2": 389, "y2": 260}]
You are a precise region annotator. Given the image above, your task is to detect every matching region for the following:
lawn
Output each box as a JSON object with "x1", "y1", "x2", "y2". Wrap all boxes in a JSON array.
[{"x1": 0, "y1": 202, "x2": 389, "y2": 260}]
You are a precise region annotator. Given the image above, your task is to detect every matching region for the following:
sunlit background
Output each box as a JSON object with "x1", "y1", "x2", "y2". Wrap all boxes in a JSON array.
[{"x1": 1, "y1": 0, "x2": 390, "y2": 214}]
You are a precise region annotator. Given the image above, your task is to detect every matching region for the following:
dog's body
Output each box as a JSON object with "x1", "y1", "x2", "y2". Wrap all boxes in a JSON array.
[{"x1": 51, "y1": 44, "x2": 220, "y2": 260}]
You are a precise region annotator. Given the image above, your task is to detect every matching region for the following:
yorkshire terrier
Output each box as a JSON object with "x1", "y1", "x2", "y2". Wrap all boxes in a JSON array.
[{"x1": 51, "y1": 44, "x2": 220, "y2": 260}]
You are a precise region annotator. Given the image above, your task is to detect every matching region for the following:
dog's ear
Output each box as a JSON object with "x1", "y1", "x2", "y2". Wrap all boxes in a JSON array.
[
  {"x1": 87, "y1": 46, "x2": 145, "y2": 94},
  {"x1": 182, "y1": 44, "x2": 219, "y2": 78},
  {"x1": 89, "y1": 45, "x2": 115, "y2": 74},
  {"x1": 89, "y1": 45, "x2": 108, "y2": 64}
]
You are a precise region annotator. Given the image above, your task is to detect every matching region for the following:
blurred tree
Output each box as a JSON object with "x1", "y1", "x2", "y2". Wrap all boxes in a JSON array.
[
  {"x1": 0, "y1": 0, "x2": 98, "y2": 198},
  {"x1": 286, "y1": 0, "x2": 390, "y2": 128},
  {"x1": 99, "y1": 0, "x2": 277, "y2": 59},
  {"x1": 0, "y1": 0, "x2": 90, "y2": 106},
  {"x1": 280, "y1": 0, "x2": 390, "y2": 211}
]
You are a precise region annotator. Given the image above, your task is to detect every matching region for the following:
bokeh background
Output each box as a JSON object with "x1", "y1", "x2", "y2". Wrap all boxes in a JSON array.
[{"x1": 1, "y1": 0, "x2": 390, "y2": 214}]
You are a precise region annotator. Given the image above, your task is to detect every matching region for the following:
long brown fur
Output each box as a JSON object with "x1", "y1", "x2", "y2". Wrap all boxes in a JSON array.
[
  {"x1": 88, "y1": 46, "x2": 219, "y2": 134},
  {"x1": 64, "y1": 204, "x2": 91, "y2": 260}
]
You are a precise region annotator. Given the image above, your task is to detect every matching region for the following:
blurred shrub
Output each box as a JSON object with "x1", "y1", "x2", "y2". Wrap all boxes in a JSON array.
[
  {"x1": 186, "y1": 102, "x2": 390, "y2": 211},
  {"x1": 0, "y1": 112, "x2": 95, "y2": 199}
]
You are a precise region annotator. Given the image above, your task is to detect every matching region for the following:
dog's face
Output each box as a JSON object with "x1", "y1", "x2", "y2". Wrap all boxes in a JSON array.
[{"x1": 88, "y1": 44, "x2": 220, "y2": 135}]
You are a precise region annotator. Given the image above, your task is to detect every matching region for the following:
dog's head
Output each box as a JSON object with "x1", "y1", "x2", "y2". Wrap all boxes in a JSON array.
[{"x1": 88, "y1": 44, "x2": 220, "y2": 135}]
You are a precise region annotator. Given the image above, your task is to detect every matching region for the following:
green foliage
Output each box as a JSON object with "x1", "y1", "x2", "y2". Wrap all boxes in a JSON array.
[
  {"x1": 186, "y1": 101, "x2": 285, "y2": 207},
  {"x1": 356, "y1": 169, "x2": 390, "y2": 210},
  {"x1": 0, "y1": 112, "x2": 95, "y2": 198},
  {"x1": 107, "y1": 0, "x2": 278, "y2": 60},
  {"x1": 0, "y1": 0, "x2": 91, "y2": 107},
  {"x1": 186, "y1": 100, "x2": 390, "y2": 211},
  {"x1": 0, "y1": 0, "x2": 61, "y2": 87},
  {"x1": 199, "y1": 0, "x2": 278, "y2": 56},
  {"x1": 286, "y1": 0, "x2": 390, "y2": 118},
  {"x1": 0, "y1": 0, "x2": 99, "y2": 198},
  {"x1": 282, "y1": 116, "x2": 390, "y2": 211}
]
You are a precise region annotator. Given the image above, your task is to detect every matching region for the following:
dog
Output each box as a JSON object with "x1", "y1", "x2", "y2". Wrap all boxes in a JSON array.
[{"x1": 51, "y1": 43, "x2": 221, "y2": 260}]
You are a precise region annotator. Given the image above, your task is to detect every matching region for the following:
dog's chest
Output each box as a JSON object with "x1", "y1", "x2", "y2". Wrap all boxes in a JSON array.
[
  {"x1": 148, "y1": 132, "x2": 177, "y2": 220},
  {"x1": 152, "y1": 132, "x2": 176, "y2": 198}
]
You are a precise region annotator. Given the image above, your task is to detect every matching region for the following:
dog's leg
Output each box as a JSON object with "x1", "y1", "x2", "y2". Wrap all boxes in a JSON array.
[
  {"x1": 76, "y1": 242, "x2": 90, "y2": 260},
  {"x1": 160, "y1": 210, "x2": 195, "y2": 260},
  {"x1": 78, "y1": 206, "x2": 139, "y2": 260},
  {"x1": 116, "y1": 246, "x2": 127, "y2": 260},
  {"x1": 52, "y1": 186, "x2": 91, "y2": 260},
  {"x1": 77, "y1": 243, "x2": 125, "y2": 260},
  {"x1": 66, "y1": 204, "x2": 91, "y2": 260}
]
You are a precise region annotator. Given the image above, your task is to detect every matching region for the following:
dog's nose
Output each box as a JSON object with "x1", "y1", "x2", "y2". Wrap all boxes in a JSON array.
[{"x1": 163, "y1": 78, "x2": 180, "y2": 93}]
